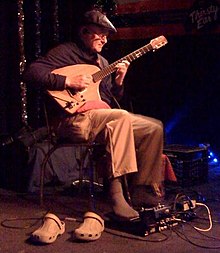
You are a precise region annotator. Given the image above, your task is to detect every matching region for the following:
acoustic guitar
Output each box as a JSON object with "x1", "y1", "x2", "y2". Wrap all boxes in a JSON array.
[{"x1": 47, "y1": 35, "x2": 168, "y2": 114}]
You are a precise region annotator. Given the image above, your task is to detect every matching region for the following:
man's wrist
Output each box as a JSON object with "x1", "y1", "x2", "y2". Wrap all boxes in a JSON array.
[
  {"x1": 115, "y1": 78, "x2": 124, "y2": 86},
  {"x1": 65, "y1": 77, "x2": 70, "y2": 88}
]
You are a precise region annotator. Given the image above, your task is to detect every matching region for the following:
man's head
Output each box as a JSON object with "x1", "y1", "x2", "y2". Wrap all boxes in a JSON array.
[{"x1": 79, "y1": 10, "x2": 117, "y2": 53}]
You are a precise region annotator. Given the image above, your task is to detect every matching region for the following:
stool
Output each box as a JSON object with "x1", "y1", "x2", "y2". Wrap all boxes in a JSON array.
[{"x1": 39, "y1": 141, "x2": 104, "y2": 207}]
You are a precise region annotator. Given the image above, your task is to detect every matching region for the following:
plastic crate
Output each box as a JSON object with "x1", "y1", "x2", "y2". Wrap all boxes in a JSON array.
[{"x1": 163, "y1": 144, "x2": 209, "y2": 187}]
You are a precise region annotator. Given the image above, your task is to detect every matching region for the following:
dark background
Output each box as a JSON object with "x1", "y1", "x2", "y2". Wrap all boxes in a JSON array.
[
  {"x1": 0, "y1": 0, "x2": 220, "y2": 154},
  {"x1": 1, "y1": 4, "x2": 220, "y2": 253}
]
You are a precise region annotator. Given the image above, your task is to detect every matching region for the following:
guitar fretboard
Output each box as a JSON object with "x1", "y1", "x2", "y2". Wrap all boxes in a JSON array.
[{"x1": 92, "y1": 42, "x2": 153, "y2": 82}]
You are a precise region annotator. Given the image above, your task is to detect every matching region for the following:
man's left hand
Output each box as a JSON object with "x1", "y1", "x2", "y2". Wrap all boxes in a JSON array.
[{"x1": 115, "y1": 60, "x2": 130, "y2": 86}]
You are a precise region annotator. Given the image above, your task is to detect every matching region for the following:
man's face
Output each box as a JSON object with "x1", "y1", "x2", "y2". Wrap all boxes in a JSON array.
[{"x1": 82, "y1": 25, "x2": 109, "y2": 53}]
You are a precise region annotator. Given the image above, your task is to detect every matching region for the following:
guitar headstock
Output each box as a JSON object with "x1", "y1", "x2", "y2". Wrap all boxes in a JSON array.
[{"x1": 150, "y1": 35, "x2": 168, "y2": 51}]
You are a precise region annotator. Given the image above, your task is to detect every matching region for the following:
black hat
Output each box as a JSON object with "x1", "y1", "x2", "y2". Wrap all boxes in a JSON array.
[{"x1": 82, "y1": 10, "x2": 117, "y2": 33}]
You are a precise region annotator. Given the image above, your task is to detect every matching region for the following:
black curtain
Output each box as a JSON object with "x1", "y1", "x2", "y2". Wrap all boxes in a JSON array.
[
  {"x1": 0, "y1": 0, "x2": 21, "y2": 136},
  {"x1": 1, "y1": 1, "x2": 220, "y2": 152}
]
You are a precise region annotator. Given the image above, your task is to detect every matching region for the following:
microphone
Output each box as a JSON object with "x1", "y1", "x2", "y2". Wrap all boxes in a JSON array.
[{"x1": 0, "y1": 126, "x2": 49, "y2": 148}]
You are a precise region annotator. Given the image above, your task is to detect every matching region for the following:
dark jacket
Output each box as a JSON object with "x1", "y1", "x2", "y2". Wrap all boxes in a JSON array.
[{"x1": 23, "y1": 41, "x2": 124, "y2": 108}]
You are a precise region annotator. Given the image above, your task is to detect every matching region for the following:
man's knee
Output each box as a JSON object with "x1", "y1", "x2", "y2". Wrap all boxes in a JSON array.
[
  {"x1": 106, "y1": 110, "x2": 132, "y2": 131},
  {"x1": 157, "y1": 120, "x2": 163, "y2": 133},
  {"x1": 153, "y1": 119, "x2": 163, "y2": 130},
  {"x1": 111, "y1": 109, "x2": 130, "y2": 120},
  {"x1": 151, "y1": 120, "x2": 164, "y2": 139}
]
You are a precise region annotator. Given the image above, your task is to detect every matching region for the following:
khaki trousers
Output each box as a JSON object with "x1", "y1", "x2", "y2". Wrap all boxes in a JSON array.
[{"x1": 57, "y1": 108, "x2": 163, "y2": 185}]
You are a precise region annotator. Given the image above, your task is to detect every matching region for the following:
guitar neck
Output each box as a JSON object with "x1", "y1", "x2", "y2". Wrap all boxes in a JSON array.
[{"x1": 92, "y1": 42, "x2": 153, "y2": 82}]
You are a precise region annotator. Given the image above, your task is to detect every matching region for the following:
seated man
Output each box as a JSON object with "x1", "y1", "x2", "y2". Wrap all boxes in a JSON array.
[{"x1": 23, "y1": 9, "x2": 164, "y2": 242}]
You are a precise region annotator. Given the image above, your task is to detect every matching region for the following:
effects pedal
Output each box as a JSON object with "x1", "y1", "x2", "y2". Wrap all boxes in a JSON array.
[{"x1": 153, "y1": 204, "x2": 171, "y2": 219}]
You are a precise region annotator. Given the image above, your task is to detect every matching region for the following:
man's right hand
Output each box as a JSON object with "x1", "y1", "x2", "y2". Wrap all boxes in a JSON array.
[{"x1": 65, "y1": 74, "x2": 93, "y2": 91}]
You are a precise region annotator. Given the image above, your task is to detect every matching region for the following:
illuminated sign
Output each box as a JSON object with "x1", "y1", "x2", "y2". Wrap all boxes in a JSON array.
[{"x1": 188, "y1": 0, "x2": 219, "y2": 30}]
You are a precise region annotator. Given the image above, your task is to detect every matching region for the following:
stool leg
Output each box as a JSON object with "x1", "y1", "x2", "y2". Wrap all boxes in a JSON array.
[
  {"x1": 40, "y1": 161, "x2": 45, "y2": 206},
  {"x1": 88, "y1": 146, "x2": 96, "y2": 211},
  {"x1": 75, "y1": 146, "x2": 90, "y2": 193},
  {"x1": 39, "y1": 145, "x2": 57, "y2": 206}
]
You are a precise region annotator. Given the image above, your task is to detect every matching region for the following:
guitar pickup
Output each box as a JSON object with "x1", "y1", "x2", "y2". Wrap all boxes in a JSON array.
[{"x1": 64, "y1": 101, "x2": 75, "y2": 109}]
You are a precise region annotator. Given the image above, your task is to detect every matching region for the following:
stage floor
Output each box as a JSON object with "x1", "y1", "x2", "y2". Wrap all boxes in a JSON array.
[{"x1": 1, "y1": 165, "x2": 220, "y2": 253}]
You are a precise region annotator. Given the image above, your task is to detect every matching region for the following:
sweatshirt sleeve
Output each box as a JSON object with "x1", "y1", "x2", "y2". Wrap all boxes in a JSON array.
[
  {"x1": 23, "y1": 43, "x2": 75, "y2": 91},
  {"x1": 23, "y1": 60, "x2": 66, "y2": 91}
]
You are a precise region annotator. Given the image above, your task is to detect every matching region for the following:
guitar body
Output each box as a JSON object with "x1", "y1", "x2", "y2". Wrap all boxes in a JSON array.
[
  {"x1": 47, "y1": 35, "x2": 168, "y2": 114},
  {"x1": 47, "y1": 64, "x2": 101, "y2": 114}
]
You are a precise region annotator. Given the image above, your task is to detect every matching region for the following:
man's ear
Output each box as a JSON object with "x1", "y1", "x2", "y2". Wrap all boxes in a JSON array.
[
  {"x1": 82, "y1": 27, "x2": 89, "y2": 34},
  {"x1": 81, "y1": 26, "x2": 89, "y2": 34},
  {"x1": 79, "y1": 26, "x2": 90, "y2": 39}
]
